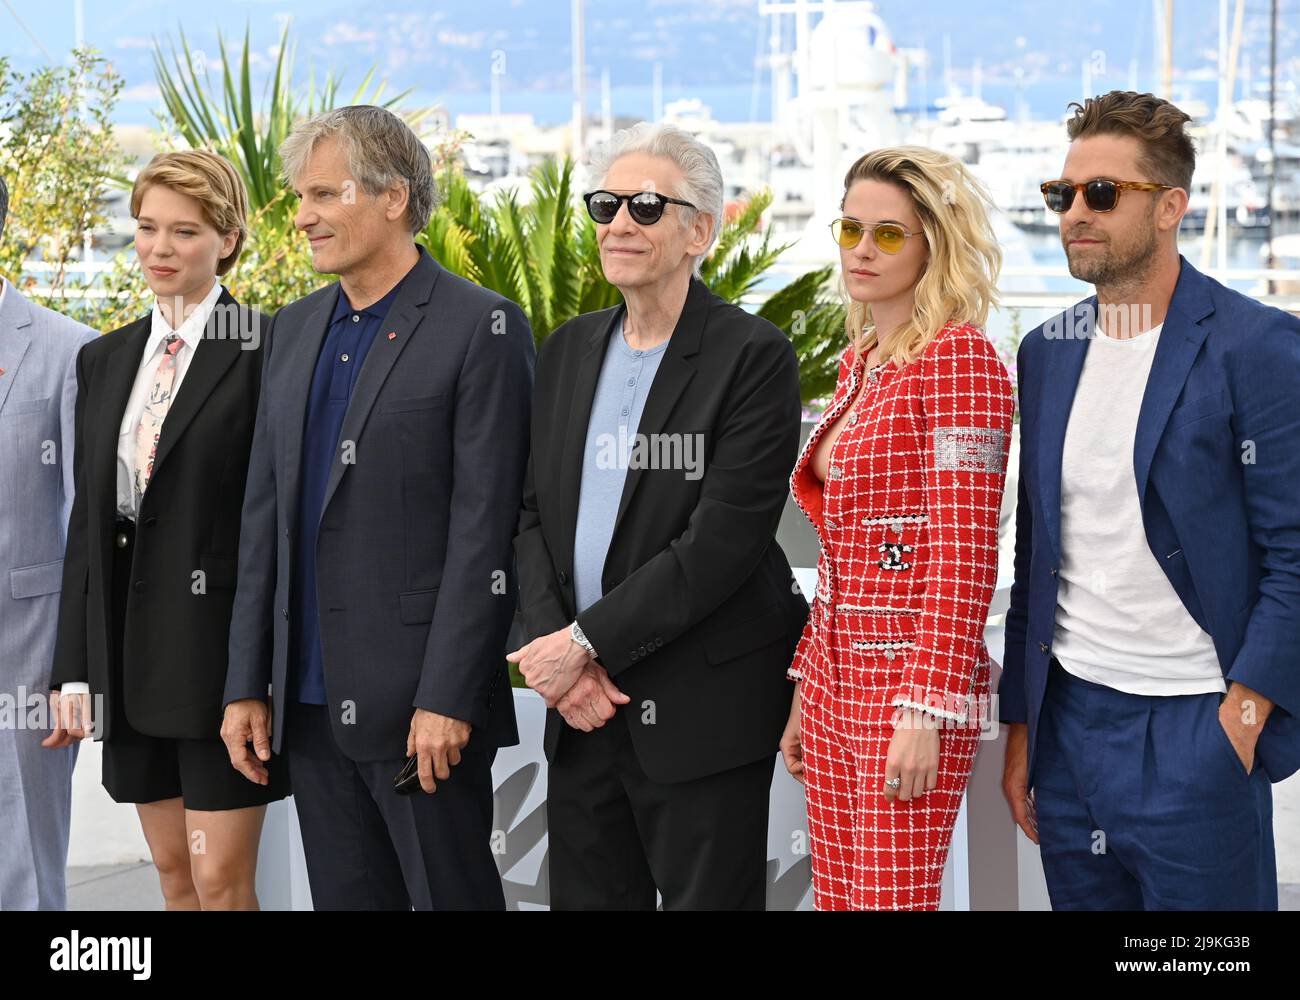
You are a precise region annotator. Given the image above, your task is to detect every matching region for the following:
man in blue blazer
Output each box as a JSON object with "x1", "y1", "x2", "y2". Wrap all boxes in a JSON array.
[
  {"x1": 1000, "y1": 91, "x2": 1300, "y2": 910},
  {"x1": 220, "y1": 107, "x2": 533, "y2": 909},
  {"x1": 0, "y1": 174, "x2": 98, "y2": 909}
]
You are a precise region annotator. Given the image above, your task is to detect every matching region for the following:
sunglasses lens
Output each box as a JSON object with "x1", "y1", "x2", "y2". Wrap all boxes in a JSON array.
[
  {"x1": 1084, "y1": 180, "x2": 1119, "y2": 212},
  {"x1": 873, "y1": 224, "x2": 907, "y2": 254},
  {"x1": 628, "y1": 193, "x2": 666, "y2": 224},
  {"x1": 587, "y1": 192, "x2": 619, "y2": 223},
  {"x1": 832, "y1": 219, "x2": 863, "y2": 249},
  {"x1": 1042, "y1": 182, "x2": 1073, "y2": 213}
]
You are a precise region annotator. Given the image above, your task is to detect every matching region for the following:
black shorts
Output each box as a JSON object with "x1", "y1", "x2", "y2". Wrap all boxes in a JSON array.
[
  {"x1": 101, "y1": 516, "x2": 289, "y2": 812},
  {"x1": 101, "y1": 709, "x2": 290, "y2": 812}
]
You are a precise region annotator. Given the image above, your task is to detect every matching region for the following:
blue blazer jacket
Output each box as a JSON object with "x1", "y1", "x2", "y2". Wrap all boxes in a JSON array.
[{"x1": 1001, "y1": 255, "x2": 1300, "y2": 785}]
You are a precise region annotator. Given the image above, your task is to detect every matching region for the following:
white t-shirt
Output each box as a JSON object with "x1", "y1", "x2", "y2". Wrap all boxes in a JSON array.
[{"x1": 1051, "y1": 321, "x2": 1225, "y2": 696}]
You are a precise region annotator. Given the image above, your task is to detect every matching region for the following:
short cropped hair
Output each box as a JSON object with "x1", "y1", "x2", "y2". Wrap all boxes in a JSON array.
[
  {"x1": 1065, "y1": 90, "x2": 1196, "y2": 192},
  {"x1": 279, "y1": 105, "x2": 437, "y2": 235},
  {"x1": 130, "y1": 150, "x2": 250, "y2": 275}
]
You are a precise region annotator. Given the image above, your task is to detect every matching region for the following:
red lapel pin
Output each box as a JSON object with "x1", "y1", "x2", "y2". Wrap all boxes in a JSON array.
[{"x1": 387, "y1": 331, "x2": 397, "y2": 341}]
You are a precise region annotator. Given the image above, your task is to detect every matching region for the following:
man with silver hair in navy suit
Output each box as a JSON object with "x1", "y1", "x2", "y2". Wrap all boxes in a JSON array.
[{"x1": 0, "y1": 173, "x2": 98, "y2": 909}]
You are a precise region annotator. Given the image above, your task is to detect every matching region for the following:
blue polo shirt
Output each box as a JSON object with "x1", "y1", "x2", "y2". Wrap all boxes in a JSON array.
[{"x1": 290, "y1": 277, "x2": 405, "y2": 704}]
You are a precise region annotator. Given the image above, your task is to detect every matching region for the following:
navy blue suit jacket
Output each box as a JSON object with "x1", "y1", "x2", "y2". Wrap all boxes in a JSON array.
[
  {"x1": 223, "y1": 246, "x2": 534, "y2": 760},
  {"x1": 1002, "y1": 255, "x2": 1300, "y2": 785}
]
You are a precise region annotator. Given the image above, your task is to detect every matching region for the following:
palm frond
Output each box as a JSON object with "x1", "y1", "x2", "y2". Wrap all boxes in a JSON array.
[
  {"x1": 757, "y1": 265, "x2": 845, "y2": 403},
  {"x1": 491, "y1": 190, "x2": 546, "y2": 325}
]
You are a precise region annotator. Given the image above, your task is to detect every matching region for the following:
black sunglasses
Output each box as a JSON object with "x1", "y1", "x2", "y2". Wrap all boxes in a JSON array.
[
  {"x1": 584, "y1": 189, "x2": 697, "y2": 226},
  {"x1": 1040, "y1": 178, "x2": 1174, "y2": 214}
]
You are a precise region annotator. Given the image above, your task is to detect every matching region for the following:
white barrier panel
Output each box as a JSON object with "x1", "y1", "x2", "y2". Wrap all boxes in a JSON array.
[
  {"x1": 252, "y1": 688, "x2": 824, "y2": 911},
  {"x1": 222, "y1": 627, "x2": 1060, "y2": 911},
  {"x1": 72, "y1": 643, "x2": 1049, "y2": 910},
  {"x1": 491, "y1": 687, "x2": 819, "y2": 910},
  {"x1": 487, "y1": 685, "x2": 1035, "y2": 911},
  {"x1": 82, "y1": 669, "x2": 1050, "y2": 910}
]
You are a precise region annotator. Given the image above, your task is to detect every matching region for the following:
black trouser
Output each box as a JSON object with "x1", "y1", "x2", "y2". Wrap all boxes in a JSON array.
[
  {"x1": 547, "y1": 708, "x2": 775, "y2": 910},
  {"x1": 285, "y1": 700, "x2": 504, "y2": 911}
]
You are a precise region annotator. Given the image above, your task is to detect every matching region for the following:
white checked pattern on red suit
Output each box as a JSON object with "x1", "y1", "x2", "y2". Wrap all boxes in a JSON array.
[{"x1": 788, "y1": 321, "x2": 1014, "y2": 910}]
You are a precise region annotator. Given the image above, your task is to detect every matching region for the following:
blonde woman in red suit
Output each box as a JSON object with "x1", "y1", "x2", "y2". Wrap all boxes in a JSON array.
[{"x1": 781, "y1": 147, "x2": 1014, "y2": 910}]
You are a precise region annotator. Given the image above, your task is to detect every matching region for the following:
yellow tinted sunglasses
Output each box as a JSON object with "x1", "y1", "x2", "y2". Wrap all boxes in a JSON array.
[{"x1": 830, "y1": 218, "x2": 924, "y2": 254}]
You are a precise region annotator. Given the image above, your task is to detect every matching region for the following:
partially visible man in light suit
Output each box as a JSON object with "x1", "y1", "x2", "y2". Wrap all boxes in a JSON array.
[
  {"x1": 0, "y1": 174, "x2": 98, "y2": 909},
  {"x1": 220, "y1": 107, "x2": 533, "y2": 909}
]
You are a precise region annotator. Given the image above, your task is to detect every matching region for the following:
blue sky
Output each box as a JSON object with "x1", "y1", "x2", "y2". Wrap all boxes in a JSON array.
[{"x1": 1, "y1": 1, "x2": 1295, "y2": 125}]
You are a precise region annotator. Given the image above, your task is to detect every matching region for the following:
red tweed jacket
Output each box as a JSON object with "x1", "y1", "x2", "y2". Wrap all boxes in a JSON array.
[{"x1": 788, "y1": 321, "x2": 1015, "y2": 727}]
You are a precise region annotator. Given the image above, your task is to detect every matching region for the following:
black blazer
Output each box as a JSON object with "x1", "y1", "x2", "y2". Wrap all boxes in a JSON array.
[
  {"x1": 516, "y1": 275, "x2": 810, "y2": 784},
  {"x1": 51, "y1": 289, "x2": 268, "y2": 741},
  {"x1": 222, "y1": 248, "x2": 534, "y2": 761}
]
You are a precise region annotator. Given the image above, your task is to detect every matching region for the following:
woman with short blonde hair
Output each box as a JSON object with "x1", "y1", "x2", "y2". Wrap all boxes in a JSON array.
[
  {"x1": 128, "y1": 149, "x2": 250, "y2": 275},
  {"x1": 781, "y1": 146, "x2": 1014, "y2": 910},
  {"x1": 49, "y1": 148, "x2": 286, "y2": 910}
]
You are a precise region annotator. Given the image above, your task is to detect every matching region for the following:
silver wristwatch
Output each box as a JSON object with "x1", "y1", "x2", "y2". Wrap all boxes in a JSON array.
[{"x1": 569, "y1": 620, "x2": 598, "y2": 660}]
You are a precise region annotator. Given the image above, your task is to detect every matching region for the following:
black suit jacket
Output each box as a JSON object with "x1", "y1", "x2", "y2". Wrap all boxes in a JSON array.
[
  {"x1": 222, "y1": 247, "x2": 533, "y2": 761},
  {"x1": 51, "y1": 289, "x2": 268, "y2": 741},
  {"x1": 516, "y1": 275, "x2": 809, "y2": 783}
]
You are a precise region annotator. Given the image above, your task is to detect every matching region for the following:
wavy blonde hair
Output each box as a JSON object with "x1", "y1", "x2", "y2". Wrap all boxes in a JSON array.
[{"x1": 839, "y1": 146, "x2": 1001, "y2": 367}]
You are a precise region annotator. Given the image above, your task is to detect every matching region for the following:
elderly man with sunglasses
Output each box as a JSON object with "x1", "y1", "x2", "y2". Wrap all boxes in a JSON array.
[
  {"x1": 508, "y1": 122, "x2": 808, "y2": 910},
  {"x1": 1000, "y1": 90, "x2": 1300, "y2": 910}
]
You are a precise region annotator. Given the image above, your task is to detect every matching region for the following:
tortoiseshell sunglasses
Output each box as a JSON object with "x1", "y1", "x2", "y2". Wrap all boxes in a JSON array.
[{"x1": 1040, "y1": 178, "x2": 1174, "y2": 214}]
